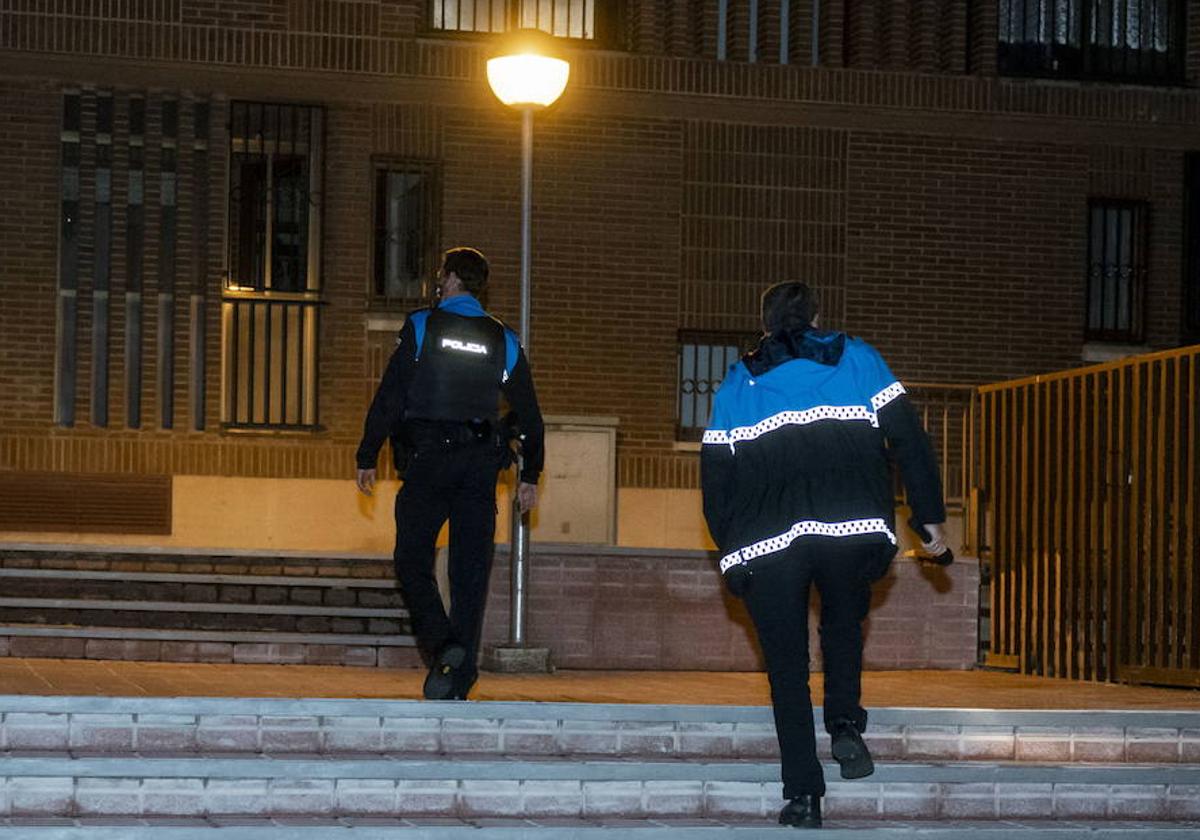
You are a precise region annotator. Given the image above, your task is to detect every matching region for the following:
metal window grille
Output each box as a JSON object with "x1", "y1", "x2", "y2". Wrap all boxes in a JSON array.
[
  {"x1": 221, "y1": 297, "x2": 320, "y2": 429},
  {"x1": 998, "y1": 0, "x2": 1184, "y2": 83},
  {"x1": 223, "y1": 102, "x2": 324, "y2": 430},
  {"x1": 54, "y1": 92, "x2": 82, "y2": 427},
  {"x1": 677, "y1": 332, "x2": 756, "y2": 442},
  {"x1": 1085, "y1": 200, "x2": 1147, "y2": 344},
  {"x1": 372, "y1": 161, "x2": 439, "y2": 306},
  {"x1": 430, "y1": 0, "x2": 597, "y2": 40}
]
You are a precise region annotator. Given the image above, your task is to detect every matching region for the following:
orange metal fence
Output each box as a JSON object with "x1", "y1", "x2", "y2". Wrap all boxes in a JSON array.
[{"x1": 976, "y1": 346, "x2": 1200, "y2": 687}]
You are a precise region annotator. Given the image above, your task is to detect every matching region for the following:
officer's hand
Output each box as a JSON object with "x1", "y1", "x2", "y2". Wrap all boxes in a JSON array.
[
  {"x1": 356, "y1": 468, "x2": 376, "y2": 496},
  {"x1": 921, "y1": 522, "x2": 948, "y2": 557},
  {"x1": 723, "y1": 564, "x2": 752, "y2": 598},
  {"x1": 516, "y1": 482, "x2": 537, "y2": 513}
]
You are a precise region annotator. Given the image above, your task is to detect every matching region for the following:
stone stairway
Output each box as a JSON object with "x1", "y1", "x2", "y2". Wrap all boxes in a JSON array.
[
  {"x1": 0, "y1": 694, "x2": 1194, "y2": 837},
  {"x1": 0, "y1": 547, "x2": 417, "y2": 668}
]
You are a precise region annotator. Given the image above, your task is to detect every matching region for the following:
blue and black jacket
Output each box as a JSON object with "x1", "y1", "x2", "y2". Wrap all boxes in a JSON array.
[
  {"x1": 356, "y1": 294, "x2": 545, "y2": 484},
  {"x1": 700, "y1": 328, "x2": 944, "y2": 574}
]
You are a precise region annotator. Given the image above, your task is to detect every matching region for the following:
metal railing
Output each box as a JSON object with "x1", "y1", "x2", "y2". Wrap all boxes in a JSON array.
[
  {"x1": 976, "y1": 345, "x2": 1200, "y2": 687},
  {"x1": 221, "y1": 295, "x2": 321, "y2": 430}
]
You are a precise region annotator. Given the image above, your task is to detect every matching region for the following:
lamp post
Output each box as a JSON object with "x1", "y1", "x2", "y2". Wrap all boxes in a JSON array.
[{"x1": 486, "y1": 30, "x2": 569, "y2": 657}]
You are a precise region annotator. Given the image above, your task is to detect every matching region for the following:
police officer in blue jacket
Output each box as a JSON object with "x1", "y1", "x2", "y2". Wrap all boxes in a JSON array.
[
  {"x1": 701, "y1": 282, "x2": 947, "y2": 829},
  {"x1": 356, "y1": 247, "x2": 544, "y2": 701}
]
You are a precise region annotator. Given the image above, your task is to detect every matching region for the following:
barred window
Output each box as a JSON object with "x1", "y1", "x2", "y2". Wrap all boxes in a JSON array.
[
  {"x1": 1085, "y1": 200, "x2": 1147, "y2": 344},
  {"x1": 998, "y1": 0, "x2": 1184, "y2": 83},
  {"x1": 677, "y1": 332, "x2": 756, "y2": 442},
  {"x1": 372, "y1": 161, "x2": 439, "y2": 307},
  {"x1": 222, "y1": 102, "x2": 324, "y2": 430},
  {"x1": 430, "y1": 0, "x2": 602, "y2": 41}
]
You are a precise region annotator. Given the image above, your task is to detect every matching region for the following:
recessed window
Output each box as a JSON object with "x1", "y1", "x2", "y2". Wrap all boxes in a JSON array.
[
  {"x1": 677, "y1": 332, "x2": 757, "y2": 442},
  {"x1": 372, "y1": 161, "x2": 439, "y2": 307},
  {"x1": 1085, "y1": 200, "x2": 1148, "y2": 344},
  {"x1": 431, "y1": 0, "x2": 599, "y2": 40},
  {"x1": 998, "y1": 0, "x2": 1183, "y2": 84}
]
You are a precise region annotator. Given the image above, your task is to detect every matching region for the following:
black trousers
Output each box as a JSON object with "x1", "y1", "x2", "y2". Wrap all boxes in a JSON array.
[
  {"x1": 741, "y1": 539, "x2": 890, "y2": 798},
  {"x1": 392, "y1": 442, "x2": 501, "y2": 693}
]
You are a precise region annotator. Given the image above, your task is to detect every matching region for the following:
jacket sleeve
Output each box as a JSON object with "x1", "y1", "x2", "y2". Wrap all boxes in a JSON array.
[
  {"x1": 355, "y1": 320, "x2": 417, "y2": 470},
  {"x1": 700, "y1": 383, "x2": 736, "y2": 553},
  {"x1": 501, "y1": 347, "x2": 545, "y2": 484},
  {"x1": 861, "y1": 345, "x2": 946, "y2": 525}
]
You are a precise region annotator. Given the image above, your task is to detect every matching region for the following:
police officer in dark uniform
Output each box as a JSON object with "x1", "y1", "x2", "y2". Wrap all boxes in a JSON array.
[{"x1": 355, "y1": 247, "x2": 544, "y2": 701}]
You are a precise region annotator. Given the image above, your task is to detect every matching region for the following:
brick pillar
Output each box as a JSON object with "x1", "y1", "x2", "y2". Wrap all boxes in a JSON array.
[
  {"x1": 968, "y1": 0, "x2": 998, "y2": 75},
  {"x1": 819, "y1": 0, "x2": 846, "y2": 66},
  {"x1": 845, "y1": 0, "x2": 880, "y2": 68},
  {"x1": 759, "y1": 0, "x2": 782, "y2": 63},
  {"x1": 666, "y1": 0, "x2": 699, "y2": 57},
  {"x1": 943, "y1": 0, "x2": 969, "y2": 73},
  {"x1": 884, "y1": 0, "x2": 911, "y2": 70},
  {"x1": 630, "y1": 0, "x2": 665, "y2": 55},
  {"x1": 726, "y1": 0, "x2": 751, "y2": 62},
  {"x1": 911, "y1": 0, "x2": 939, "y2": 71}
]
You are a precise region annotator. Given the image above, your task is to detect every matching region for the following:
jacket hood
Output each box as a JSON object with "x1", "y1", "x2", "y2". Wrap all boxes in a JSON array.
[{"x1": 743, "y1": 328, "x2": 846, "y2": 376}]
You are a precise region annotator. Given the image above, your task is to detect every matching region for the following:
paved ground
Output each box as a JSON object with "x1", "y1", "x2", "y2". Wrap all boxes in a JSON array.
[{"x1": 0, "y1": 658, "x2": 1195, "y2": 709}]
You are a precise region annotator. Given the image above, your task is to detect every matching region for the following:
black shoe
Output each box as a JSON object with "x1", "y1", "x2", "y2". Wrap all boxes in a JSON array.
[
  {"x1": 423, "y1": 642, "x2": 466, "y2": 700},
  {"x1": 830, "y1": 720, "x2": 875, "y2": 779},
  {"x1": 778, "y1": 794, "x2": 822, "y2": 828}
]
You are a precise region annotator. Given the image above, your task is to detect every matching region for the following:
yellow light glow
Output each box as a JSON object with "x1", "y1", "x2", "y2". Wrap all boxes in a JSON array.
[{"x1": 486, "y1": 53, "x2": 570, "y2": 109}]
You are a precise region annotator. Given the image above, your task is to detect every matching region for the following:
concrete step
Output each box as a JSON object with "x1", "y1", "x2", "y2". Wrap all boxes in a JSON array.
[
  {"x1": 0, "y1": 819, "x2": 1196, "y2": 839},
  {"x1": 0, "y1": 753, "x2": 1196, "y2": 820},
  {"x1": 2, "y1": 695, "x2": 1195, "y2": 765}
]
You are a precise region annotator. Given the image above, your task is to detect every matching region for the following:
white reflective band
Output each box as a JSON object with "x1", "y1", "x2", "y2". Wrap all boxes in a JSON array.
[
  {"x1": 702, "y1": 405, "x2": 878, "y2": 447},
  {"x1": 719, "y1": 517, "x2": 897, "y2": 573},
  {"x1": 870, "y1": 381, "x2": 905, "y2": 411},
  {"x1": 441, "y1": 337, "x2": 488, "y2": 355}
]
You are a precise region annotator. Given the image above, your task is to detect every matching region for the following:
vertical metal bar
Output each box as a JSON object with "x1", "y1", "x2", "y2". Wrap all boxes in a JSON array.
[
  {"x1": 280, "y1": 297, "x2": 289, "y2": 425},
  {"x1": 1065, "y1": 375, "x2": 1079, "y2": 678},
  {"x1": 230, "y1": 300, "x2": 240, "y2": 424},
  {"x1": 263, "y1": 299, "x2": 273, "y2": 424},
  {"x1": 1090, "y1": 372, "x2": 1102, "y2": 679},
  {"x1": 1129, "y1": 362, "x2": 1143, "y2": 676},
  {"x1": 1187, "y1": 353, "x2": 1198, "y2": 669},
  {"x1": 1030, "y1": 383, "x2": 1042, "y2": 674},
  {"x1": 1154, "y1": 359, "x2": 1168, "y2": 669},
  {"x1": 1171, "y1": 355, "x2": 1184, "y2": 670},
  {"x1": 510, "y1": 106, "x2": 535, "y2": 648},
  {"x1": 1054, "y1": 379, "x2": 1068, "y2": 679},
  {"x1": 247, "y1": 300, "x2": 257, "y2": 424},
  {"x1": 1105, "y1": 367, "x2": 1119, "y2": 681}
]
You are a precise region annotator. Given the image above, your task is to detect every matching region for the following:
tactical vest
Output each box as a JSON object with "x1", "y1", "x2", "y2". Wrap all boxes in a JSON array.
[{"x1": 404, "y1": 308, "x2": 508, "y2": 423}]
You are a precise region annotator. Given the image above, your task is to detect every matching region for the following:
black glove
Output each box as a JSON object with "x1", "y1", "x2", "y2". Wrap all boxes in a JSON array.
[{"x1": 723, "y1": 563, "x2": 753, "y2": 598}]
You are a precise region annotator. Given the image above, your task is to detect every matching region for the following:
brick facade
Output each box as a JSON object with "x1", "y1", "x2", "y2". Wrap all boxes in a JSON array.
[{"x1": 0, "y1": 1, "x2": 1196, "y2": 497}]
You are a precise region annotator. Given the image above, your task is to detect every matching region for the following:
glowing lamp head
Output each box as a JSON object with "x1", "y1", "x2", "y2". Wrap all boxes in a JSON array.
[{"x1": 486, "y1": 29, "x2": 570, "y2": 110}]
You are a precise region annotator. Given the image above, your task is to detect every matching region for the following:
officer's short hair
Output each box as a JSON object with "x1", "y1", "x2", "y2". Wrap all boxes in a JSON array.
[
  {"x1": 761, "y1": 281, "x2": 818, "y2": 334},
  {"x1": 443, "y1": 247, "x2": 489, "y2": 296}
]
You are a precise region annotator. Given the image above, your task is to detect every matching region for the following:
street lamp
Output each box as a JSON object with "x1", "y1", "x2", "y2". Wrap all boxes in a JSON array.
[{"x1": 486, "y1": 29, "x2": 569, "y2": 657}]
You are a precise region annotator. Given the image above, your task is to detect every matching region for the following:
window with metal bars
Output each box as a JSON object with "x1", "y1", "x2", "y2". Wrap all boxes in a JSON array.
[
  {"x1": 371, "y1": 160, "x2": 439, "y2": 308},
  {"x1": 1085, "y1": 200, "x2": 1148, "y2": 344},
  {"x1": 222, "y1": 102, "x2": 324, "y2": 430},
  {"x1": 429, "y1": 0, "x2": 618, "y2": 42},
  {"x1": 677, "y1": 332, "x2": 757, "y2": 442},
  {"x1": 997, "y1": 0, "x2": 1184, "y2": 84}
]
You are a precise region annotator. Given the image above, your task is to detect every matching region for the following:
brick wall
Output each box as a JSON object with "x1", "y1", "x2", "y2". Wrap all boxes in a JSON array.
[
  {"x1": 0, "y1": 5, "x2": 1196, "y2": 500},
  {"x1": 482, "y1": 546, "x2": 980, "y2": 671}
]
